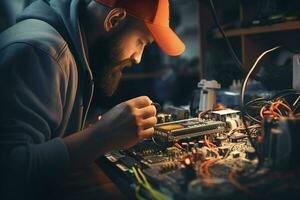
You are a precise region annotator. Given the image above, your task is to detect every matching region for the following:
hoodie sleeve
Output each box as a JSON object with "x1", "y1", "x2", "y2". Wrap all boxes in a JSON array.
[{"x1": 0, "y1": 43, "x2": 71, "y2": 199}]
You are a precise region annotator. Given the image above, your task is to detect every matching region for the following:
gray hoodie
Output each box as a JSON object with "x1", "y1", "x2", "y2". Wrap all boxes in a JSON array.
[{"x1": 0, "y1": 0, "x2": 94, "y2": 199}]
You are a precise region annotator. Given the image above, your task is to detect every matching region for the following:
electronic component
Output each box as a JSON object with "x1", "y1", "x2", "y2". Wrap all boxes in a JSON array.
[
  {"x1": 197, "y1": 79, "x2": 221, "y2": 112},
  {"x1": 230, "y1": 132, "x2": 248, "y2": 143},
  {"x1": 100, "y1": 112, "x2": 298, "y2": 199},
  {"x1": 231, "y1": 151, "x2": 240, "y2": 158},
  {"x1": 262, "y1": 117, "x2": 300, "y2": 169},
  {"x1": 293, "y1": 54, "x2": 300, "y2": 90},
  {"x1": 212, "y1": 109, "x2": 241, "y2": 131},
  {"x1": 156, "y1": 113, "x2": 173, "y2": 124},
  {"x1": 154, "y1": 118, "x2": 226, "y2": 142}
]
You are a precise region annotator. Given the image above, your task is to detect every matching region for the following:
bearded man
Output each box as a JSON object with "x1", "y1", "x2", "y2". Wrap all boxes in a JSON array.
[{"x1": 0, "y1": 0, "x2": 185, "y2": 199}]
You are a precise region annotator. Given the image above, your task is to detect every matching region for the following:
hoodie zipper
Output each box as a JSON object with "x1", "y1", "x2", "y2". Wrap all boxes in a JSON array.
[{"x1": 78, "y1": 21, "x2": 94, "y2": 130}]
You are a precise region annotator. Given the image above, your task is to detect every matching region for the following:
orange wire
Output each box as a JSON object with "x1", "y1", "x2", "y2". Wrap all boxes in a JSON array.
[
  {"x1": 204, "y1": 158, "x2": 221, "y2": 177},
  {"x1": 204, "y1": 135, "x2": 219, "y2": 157},
  {"x1": 199, "y1": 158, "x2": 221, "y2": 179},
  {"x1": 270, "y1": 102, "x2": 282, "y2": 116},
  {"x1": 273, "y1": 105, "x2": 283, "y2": 116},
  {"x1": 204, "y1": 135, "x2": 211, "y2": 148},
  {"x1": 260, "y1": 99, "x2": 292, "y2": 119},
  {"x1": 228, "y1": 169, "x2": 248, "y2": 192},
  {"x1": 228, "y1": 169, "x2": 261, "y2": 198},
  {"x1": 199, "y1": 136, "x2": 221, "y2": 180},
  {"x1": 260, "y1": 106, "x2": 266, "y2": 119},
  {"x1": 276, "y1": 101, "x2": 292, "y2": 113}
]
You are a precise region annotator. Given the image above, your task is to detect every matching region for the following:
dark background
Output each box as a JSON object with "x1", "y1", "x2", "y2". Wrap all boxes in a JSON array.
[{"x1": 1, "y1": 0, "x2": 300, "y2": 122}]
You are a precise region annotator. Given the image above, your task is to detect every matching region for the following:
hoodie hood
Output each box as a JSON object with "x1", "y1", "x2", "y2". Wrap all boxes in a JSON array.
[
  {"x1": 17, "y1": 0, "x2": 94, "y2": 129},
  {"x1": 17, "y1": 0, "x2": 93, "y2": 82}
]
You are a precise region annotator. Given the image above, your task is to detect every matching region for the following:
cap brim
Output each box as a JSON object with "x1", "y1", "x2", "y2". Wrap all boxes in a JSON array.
[{"x1": 145, "y1": 23, "x2": 185, "y2": 56}]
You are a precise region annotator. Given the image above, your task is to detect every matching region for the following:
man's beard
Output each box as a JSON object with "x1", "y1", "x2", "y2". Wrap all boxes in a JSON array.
[{"x1": 89, "y1": 33, "x2": 133, "y2": 96}]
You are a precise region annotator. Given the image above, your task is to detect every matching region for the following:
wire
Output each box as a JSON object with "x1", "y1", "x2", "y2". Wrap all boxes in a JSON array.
[
  {"x1": 228, "y1": 169, "x2": 249, "y2": 193},
  {"x1": 135, "y1": 186, "x2": 147, "y2": 200},
  {"x1": 224, "y1": 144, "x2": 239, "y2": 158},
  {"x1": 132, "y1": 166, "x2": 171, "y2": 200},
  {"x1": 199, "y1": 157, "x2": 221, "y2": 179},
  {"x1": 209, "y1": 0, "x2": 300, "y2": 82},
  {"x1": 259, "y1": 99, "x2": 294, "y2": 120},
  {"x1": 240, "y1": 46, "x2": 282, "y2": 115},
  {"x1": 245, "y1": 90, "x2": 300, "y2": 123},
  {"x1": 240, "y1": 46, "x2": 281, "y2": 169},
  {"x1": 204, "y1": 135, "x2": 219, "y2": 158},
  {"x1": 198, "y1": 109, "x2": 212, "y2": 120},
  {"x1": 208, "y1": 0, "x2": 266, "y2": 82},
  {"x1": 208, "y1": 1, "x2": 244, "y2": 72},
  {"x1": 293, "y1": 96, "x2": 300, "y2": 113},
  {"x1": 198, "y1": 135, "x2": 222, "y2": 180},
  {"x1": 272, "y1": 89, "x2": 300, "y2": 99},
  {"x1": 241, "y1": 46, "x2": 281, "y2": 108}
]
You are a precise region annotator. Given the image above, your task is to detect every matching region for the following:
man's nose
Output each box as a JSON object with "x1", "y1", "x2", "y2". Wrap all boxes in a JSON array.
[{"x1": 132, "y1": 49, "x2": 144, "y2": 64}]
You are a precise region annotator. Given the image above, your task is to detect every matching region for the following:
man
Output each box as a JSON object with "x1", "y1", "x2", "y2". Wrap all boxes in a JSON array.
[{"x1": 0, "y1": 0, "x2": 185, "y2": 199}]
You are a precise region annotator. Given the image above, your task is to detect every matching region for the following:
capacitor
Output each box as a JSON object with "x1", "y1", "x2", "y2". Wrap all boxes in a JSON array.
[
  {"x1": 232, "y1": 151, "x2": 240, "y2": 158},
  {"x1": 157, "y1": 114, "x2": 165, "y2": 124},
  {"x1": 189, "y1": 142, "x2": 195, "y2": 147},
  {"x1": 165, "y1": 114, "x2": 172, "y2": 122},
  {"x1": 182, "y1": 142, "x2": 189, "y2": 151},
  {"x1": 216, "y1": 136, "x2": 227, "y2": 146}
]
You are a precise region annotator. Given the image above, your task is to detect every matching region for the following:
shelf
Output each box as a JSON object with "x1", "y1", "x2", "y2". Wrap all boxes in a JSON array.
[{"x1": 213, "y1": 20, "x2": 300, "y2": 38}]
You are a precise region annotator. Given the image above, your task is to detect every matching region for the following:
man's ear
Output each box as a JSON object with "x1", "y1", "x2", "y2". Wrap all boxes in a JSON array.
[{"x1": 104, "y1": 8, "x2": 127, "y2": 32}]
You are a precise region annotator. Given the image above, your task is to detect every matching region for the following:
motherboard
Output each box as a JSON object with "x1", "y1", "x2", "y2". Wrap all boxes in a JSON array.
[{"x1": 101, "y1": 108, "x2": 300, "y2": 200}]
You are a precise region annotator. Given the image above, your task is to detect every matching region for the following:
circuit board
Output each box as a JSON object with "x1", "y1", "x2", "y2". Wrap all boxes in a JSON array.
[{"x1": 101, "y1": 113, "x2": 300, "y2": 200}]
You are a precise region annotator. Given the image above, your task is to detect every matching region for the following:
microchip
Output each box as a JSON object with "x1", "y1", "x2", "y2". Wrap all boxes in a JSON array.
[
  {"x1": 230, "y1": 133, "x2": 247, "y2": 142},
  {"x1": 157, "y1": 124, "x2": 184, "y2": 131},
  {"x1": 119, "y1": 156, "x2": 137, "y2": 168},
  {"x1": 154, "y1": 118, "x2": 226, "y2": 141}
]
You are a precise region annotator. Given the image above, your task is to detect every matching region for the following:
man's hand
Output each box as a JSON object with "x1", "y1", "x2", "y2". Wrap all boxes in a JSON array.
[
  {"x1": 93, "y1": 96, "x2": 157, "y2": 149},
  {"x1": 64, "y1": 96, "x2": 157, "y2": 168}
]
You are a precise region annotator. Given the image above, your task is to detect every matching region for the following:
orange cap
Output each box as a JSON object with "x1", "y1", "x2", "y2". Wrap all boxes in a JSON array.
[{"x1": 95, "y1": 0, "x2": 185, "y2": 56}]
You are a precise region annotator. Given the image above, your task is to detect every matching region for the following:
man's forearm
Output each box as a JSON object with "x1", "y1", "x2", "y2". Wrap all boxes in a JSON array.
[{"x1": 63, "y1": 124, "x2": 112, "y2": 169}]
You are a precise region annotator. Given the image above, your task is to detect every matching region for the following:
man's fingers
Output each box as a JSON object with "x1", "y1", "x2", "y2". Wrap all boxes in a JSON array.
[
  {"x1": 140, "y1": 105, "x2": 157, "y2": 119},
  {"x1": 141, "y1": 117, "x2": 157, "y2": 130},
  {"x1": 128, "y1": 96, "x2": 152, "y2": 109},
  {"x1": 140, "y1": 127, "x2": 155, "y2": 139}
]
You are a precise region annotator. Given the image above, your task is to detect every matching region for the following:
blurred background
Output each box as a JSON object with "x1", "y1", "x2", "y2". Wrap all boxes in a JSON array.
[{"x1": 1, "y1": 0, "x2": 300, "y2": 122}]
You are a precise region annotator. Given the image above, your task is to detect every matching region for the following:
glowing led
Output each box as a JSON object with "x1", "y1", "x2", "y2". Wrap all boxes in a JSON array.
[{"x1": 184, "y1": 158, "x2": 191, "y2": 165}]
